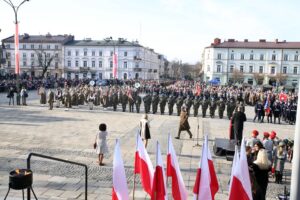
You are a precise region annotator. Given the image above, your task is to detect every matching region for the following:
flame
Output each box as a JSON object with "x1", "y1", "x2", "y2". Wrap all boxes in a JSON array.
[{"x1": 15, "y1": 169, "x2": 20, "y2": 174}]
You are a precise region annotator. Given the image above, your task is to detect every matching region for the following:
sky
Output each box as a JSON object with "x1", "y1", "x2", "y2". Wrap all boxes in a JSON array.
[{"x1": 0, "y1": 0, "x2": 299, "y2": 64}]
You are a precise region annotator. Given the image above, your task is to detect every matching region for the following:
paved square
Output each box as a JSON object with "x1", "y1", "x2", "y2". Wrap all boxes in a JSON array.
[{"x1": 0, "y1": 91, "x2": 295, "y2": 199}]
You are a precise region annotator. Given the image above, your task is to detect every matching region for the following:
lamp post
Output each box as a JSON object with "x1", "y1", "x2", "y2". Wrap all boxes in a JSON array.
[{"x1": 2, "y1": 0, "x2": 29, "y2": 105}]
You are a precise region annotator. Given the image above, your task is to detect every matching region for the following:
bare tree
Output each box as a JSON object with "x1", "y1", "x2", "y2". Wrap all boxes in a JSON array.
[
  {"x1": 170, "y1": 60, "x2": 181, "y2": 79},
  {"x1": 275, "y1": 72, "x2": 287, "y2": 85},
  {"x1": 36, "y1": 50, "x2": 55, "y2": 78},
  {"x1": 231, "y1": 69, "x2": 244, "y2": 83},
  {"x1": 253, "y1": 72, "x2": 264, "y2": 85}
]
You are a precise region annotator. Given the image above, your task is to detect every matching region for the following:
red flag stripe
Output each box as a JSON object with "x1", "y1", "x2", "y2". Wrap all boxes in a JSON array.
[
  {"x1": 112, "y1": 187, "x2": 118, "y2": 200},
  {"x1": 193, "y1": 168, "x2": 201, "y2": 194},
  {"x1": 229, "y1": 177, "x2": 251, "y2": 200},
  {"x1": 168, "y1": 160, "x2": 185, "y2": 200},
  {"x1": 134, "y1": 151, "x2": 152, "y2": 195},
  {"x1": 208, "y1": 160, "x2": 219, "y2": 198},
  {"x1": 151, "y1": 166, "x2": 166, "y2": 200}
]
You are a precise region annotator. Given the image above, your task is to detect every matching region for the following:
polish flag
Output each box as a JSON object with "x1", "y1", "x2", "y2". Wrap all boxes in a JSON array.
[
  {"x1": 134, "y1": 133, "x2": 154, "y2": 196},
  {"x1": 166, "y1": 134, "x2": 188, "y2": 200},
  {"x1": 112, "y1": 139, "x2": 129, "y2": 200},
  {"x1": 14, "y1": 24, "x2": 20, "y2": 74},
  {"x1": 193, "y1": 135, "x2": 219, "y2": 200},
  {"x1": 113, "y1": 52, "x2": 118, "y2": 78},
  {"x1": 228, "y1": 145, "x2": 240, "y2": 191},
  {"x1": 151, "y1": 142, "x2": 167, "y2": 200},
  {"x1": 228, "y1": 138, "x2": 252, "y2": 200}
]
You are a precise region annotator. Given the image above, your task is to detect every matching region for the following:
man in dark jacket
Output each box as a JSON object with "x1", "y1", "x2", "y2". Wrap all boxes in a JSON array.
[{"x1": 231, "y1": 106, "x2": 247, "y2": 145}]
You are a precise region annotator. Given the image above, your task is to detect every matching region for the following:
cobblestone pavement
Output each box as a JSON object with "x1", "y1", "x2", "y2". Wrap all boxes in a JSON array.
[{"x1": 0, "y1": 91, "x2": 295, "y2": 199}]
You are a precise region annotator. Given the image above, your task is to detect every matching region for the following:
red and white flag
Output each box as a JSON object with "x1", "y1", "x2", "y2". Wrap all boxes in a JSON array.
[
  {"x1": 134, "y1": 133, "x2": 154, "y2": 196},
  {"x1": 151, "y1": 142, "x2": 167, "y2": 200},
  {"x1": 112, "y1": 139, "x2": 129, "y2": 200},
  {"x1": 193, "y1": 135, "x2": 219, "y2": 200},
  {"x1": 113, "y1": 52, "x2": 118, "y2": 79},
  {"x1": 229, "y1": 145, "x2": 240, "y2": 191},
  {"x1": 14, "y1": 24, "x2": 20, "y2": 74},
  {"x1": 167, "y1": 134, "x2": 188, "y2": 200},
  {"x1": 228, "y1": 138, "x2": 252, "y2": 200}
]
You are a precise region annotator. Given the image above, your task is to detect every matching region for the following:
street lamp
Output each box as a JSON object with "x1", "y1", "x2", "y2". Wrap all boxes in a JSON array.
[{"x1": 2, "y1": 0, "x2": 29, "y2": 105}]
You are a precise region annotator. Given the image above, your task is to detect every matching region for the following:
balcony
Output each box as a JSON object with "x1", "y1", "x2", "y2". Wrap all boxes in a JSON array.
[
  {"x1": 134, "y1": 56, "x2": 142, "y2": 61},
  {"x1": 79, "y1": 67, "x2": 90, "y2": 72}
]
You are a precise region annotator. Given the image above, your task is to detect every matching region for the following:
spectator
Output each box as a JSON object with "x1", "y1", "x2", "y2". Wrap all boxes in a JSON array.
[
  {"x1": 94, "y1": 123, "x2": 108, "y2": 166},
  {"x1": 231, "y1": 106, "x2": 247, "y2": 145},
  {"x1": 20, "y1": 86, "x2": 28, "y2": 106},
  {"x1": 139, "y1": 114, "x2": 151, "y2": 148},
  {"x1": 262, "y1": 132, "x2": 274, "y2": 162},
  {"x1": 7, "y1": 87, "x2": 15, "y2": 106}
]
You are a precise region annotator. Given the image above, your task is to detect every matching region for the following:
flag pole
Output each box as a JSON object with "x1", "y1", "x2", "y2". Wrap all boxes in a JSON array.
[
  {"x1": 290, "y1": 83, "x2": 300, "y2": 199},
  {"x1": 132, "y1": 132, "x2": 138, "y2": 200}
]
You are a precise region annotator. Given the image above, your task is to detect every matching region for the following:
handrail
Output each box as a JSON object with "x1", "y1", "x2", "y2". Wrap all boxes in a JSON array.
[{"x1": 26, "y1": 153, "x2": 88, "y2": 200}]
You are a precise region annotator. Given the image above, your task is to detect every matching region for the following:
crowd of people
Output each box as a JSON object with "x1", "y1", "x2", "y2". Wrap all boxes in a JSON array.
[{"x1": 245, "y1": 130, "x2": 293, "y2": 199}]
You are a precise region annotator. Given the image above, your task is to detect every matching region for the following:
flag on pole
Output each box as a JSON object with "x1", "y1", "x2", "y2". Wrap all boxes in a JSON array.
[
  {"x1": 167, "y1": 134, "x2": 188, "y2": 200},
  {"x1": 229, "y1": 145, "x2": 240, "y2": 191},
  {"x1": 112, "y1": 139, "x2": 129, "y2": 200},
  {"x1": 113, "y1": 52, "x2": 118, "y2": 78},
  {"x1": 134, "y1": 133, "x2": 154, "y2": 196},
  {"x1": 14, "y1": 24, "x2": 20, "y2": 74},
  {"x1": 151, "y1": 141, "x2": 167, "y2": 200},
  {"x1": 228, "y1": 138, "x2": 252, "y2": 200},
  {"x1": 193, "y1": 135, "x2": 219, "y2": 200}
]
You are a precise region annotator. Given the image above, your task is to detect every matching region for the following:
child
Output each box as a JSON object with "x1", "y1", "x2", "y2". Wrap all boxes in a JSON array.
[{"x1": 94, "y1": 123, "x2": 108, "y2": 166}]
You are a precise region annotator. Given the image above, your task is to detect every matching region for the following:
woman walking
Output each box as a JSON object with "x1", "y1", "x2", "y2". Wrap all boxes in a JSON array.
[
  {"x1": 94, "y1": 123, "x2": 108, "y2": 166},
  {"x1": 139, "y1": 114, "x2": 151, "y2": 148}
]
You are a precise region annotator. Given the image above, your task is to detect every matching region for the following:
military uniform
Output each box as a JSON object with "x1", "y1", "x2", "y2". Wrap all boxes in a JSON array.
[
  {"x1": 48, "y1": 90, "x2": 54, "y2": 110},
  {"x1": 273, "y1": 101, "x2": 281, "y2": 124},
  {"x1": 209, "y1": 98, "x2": 217, "y2": 118},
  {"x1": 135, "y1": 94, "x2": 142, "y2": 113},
  {"x1": 201, "y1": 97, "x2": 209, "y2": 118},
  {"x1": 143, "y1": 93, "x2": 152, "y2": 113},
  {"x1": 121, "y1": 92, "x2": 128, "y2": 112},
  {"x1": 176, "y1": 95, "x2": 184, "y2": 116},
  {"x1": 184, "y1": 96, "x2": 193, "y2": 116},
  {"x1": 217, "y1": 98, "x2": 226, "y2": 119},
  {"x1": 227, "y1": 98, "x2": 236, "y2": 119},
  {"x1": 167, "y1": 95, "x2": 176, "y2": 115},
  {"x1": 159, "y1": 93, "x2": 167, "y2": 114},
  {"x1": 193, "y1": 96, "x2": 201, "y2": 117},
  {"x1": 151, "y1": 93, "x2": 159, "y2": 114},
  {"x1": 111, "y1": 91, "x2": 119, "y2": 111}
]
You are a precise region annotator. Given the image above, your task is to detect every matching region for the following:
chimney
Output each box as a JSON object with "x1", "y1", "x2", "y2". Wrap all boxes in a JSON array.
[
  {"x1": 228, "y1": 39, "x2": 235, "y2": 42},
  {"x1": 214, "y1": 38, "x2": 221, "y2": 45},
  {"x1": 259, "y1": 39, "x2": 266, "y2": 42},
  {"x1": 275, "y1": 39, "x2": 279, "y2": 43},
  {"x1": 244, "y1": 39, "x2": 248, "y2": 42}
]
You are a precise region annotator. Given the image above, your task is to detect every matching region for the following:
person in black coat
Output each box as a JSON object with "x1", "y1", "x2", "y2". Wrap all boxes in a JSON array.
[{"x1": 231, "y1": 106, "x2": 247, "y2": 145}]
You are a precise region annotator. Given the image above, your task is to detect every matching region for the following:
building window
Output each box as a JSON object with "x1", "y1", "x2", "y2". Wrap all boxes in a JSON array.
[
  {"x1": 240, "y1": 65, "x2": 244, "y2": 72},
  {"x1": 259, "y1": 66, "x2": 264, "y2": 73},
  {"x1": 31, "y1": 44, "x2": 34, "y2": 49},
  {"x1": 84, "y1": 51, "x2": 87, "y2": 56},
  {"x1": 67, "y1": 60, "x2": 71, "y2": 67},
  {"x1": 92, "y1": 61, "x2": 95, "y2": 67},
  {"x1": 230, "y1": 54, "x2": 234, "y2": 60},
  {"x1": 6, "y1": 44, "x2": 10, "y2": 49},
  {"x1": 260, "y1": 54, "x2": 264, "y2": 60},
  {"x1": 99, "y1": 73, "x2": 102, "y2": 80},
  {"x1": 99, "y1": 51, "x2": 102, "y2": 57},
  {"x1": 124, "y1": 51, "x2": 128, "y2": 57},
  {"x1": 23, "y1": 44, "x2": 26, "y2": 49},
  {"x1": 272, "y1": 54, "x2": 276, "y2": 61},
  {"x1": 76, "y1": 51, "x2": 79, "y2": 56},
  {"x1": 230, "y1": 65, "x2": 234, "y2": 73},
  {"x1": 110, "y1": 61, "x2": 113, "y2": 68},
  {"x1": 55, "y1": 62, "x2": 58, "y2": 68},
  {"x1": 241, "y1": 54, "x2": 244, "y2": 60},
  {"x1": 271, "y1": 66, "x2": 275, "y2": 74},
  {"x1": 55, "y1": 53, "x2": 58, "y2": 58},
  {"x1": 31, "y1": 53, "x2": 34, "y2": 58},
  {"x1": 23, "y1": 53, "x2": 26, "y2": 59},
  {"x1": 284, "y1": 54, "x2": 288, "y2": 61},
  {"x1": 47, "y1": 45, "x2": 51, "y2": 49},
  {"x1": 295, "y1": 55, "x2": 298, "y2": 61},
  {"x1": 99, "y1": 61, "x2": 102, "y2": 68},
  {"x1": 55, "y1": 45, "x2": 59, "y2": 49},
  {"x1": 283, "y1": 66, "x2": 287, "y2": 74},
  {"x1": 217, "y1": 65, "x2": 221, "y2": 72},
  {"x1": 124, "y1": 61, "x2": 127, "y2": 69},
  {"x1": 217, "y1": 53, "x2": 221, "y2": 59},
  {"x1": 31, "y1": 61, "x2": 34, "y2": 67},
  {"x1": 67, "y1": 51, "x2": 71, "y2": 56},
  {"x1": 293, "y1": 67, "x2": 298, "y2": 74},
  {"x1": 75, "y1": 60, "x2": 79, "y2": 67},
  {"x1": 110, "y1": 73, "x2": 113, "y2": 78},
  {"x1": 8, "y1": 61, "x2": 11, "y2": 67},
  {"x1": 92, "y1": 51, "x2": 95, "y2": 56},
  {"x1": 23, "y1": 61, "x2": 27, "y2": 66},
  {"x1": 83, "y1": 61, "x2": 87, "y2": 67},
  {"x1": 250, "y1": 54, "x2": 254, "y2": 60},
  {"x1": 249, "y1": 66, "x2": 253, "y2": 73},
  {"x1": 7, "y1": 52, "x2": 11, "y2": 58},
  {"x1": 46, "y1": 53, "x2": 51, "y2": 58},
  {"x1": 110, "y1": 51, "x2": 114, "y2": 56}
]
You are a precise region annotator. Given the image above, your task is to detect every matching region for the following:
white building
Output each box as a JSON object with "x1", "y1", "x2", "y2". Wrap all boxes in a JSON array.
[
  {"x1": 2, "y1": 34, "x2": 164, "y2": 80},
  {"x1": 2, "y1": 33, "x2": 74, "y2": 78},
  {"x1": 203, "y1": 38, "x2": 300, "y2": 87},
  {"x1": 63, "y1": 37, "x2": 162, "y2": 80}
]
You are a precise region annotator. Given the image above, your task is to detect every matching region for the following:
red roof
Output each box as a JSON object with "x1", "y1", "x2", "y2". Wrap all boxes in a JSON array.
[{"x1": 207, "y1": 40, "x2": 300, "y2": 49}]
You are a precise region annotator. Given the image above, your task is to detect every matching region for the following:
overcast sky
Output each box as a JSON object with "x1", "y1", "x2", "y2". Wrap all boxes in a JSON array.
[{"x1": 0, "y1": 0, "x2": 299, "y2": 63}]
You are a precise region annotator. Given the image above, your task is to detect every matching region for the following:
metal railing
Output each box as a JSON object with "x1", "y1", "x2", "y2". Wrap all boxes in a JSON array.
[{"x1": 26, "y1": 153, "x2": 88, "y2": 200}]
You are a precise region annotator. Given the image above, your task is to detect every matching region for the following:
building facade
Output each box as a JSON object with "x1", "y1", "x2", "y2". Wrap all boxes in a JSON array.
[
  {"x1": 2, "y1": 33, "x2": 74, "y2": 78},
  {"x1": 1, "y1": 34, "x2": 164, "y2": 80},
  {"x1": 63, "y1": 37, "x2": 161, "y2": 80},
  {"x1": 203, "y1": 38, "x2": 300, "y2": 87}
]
